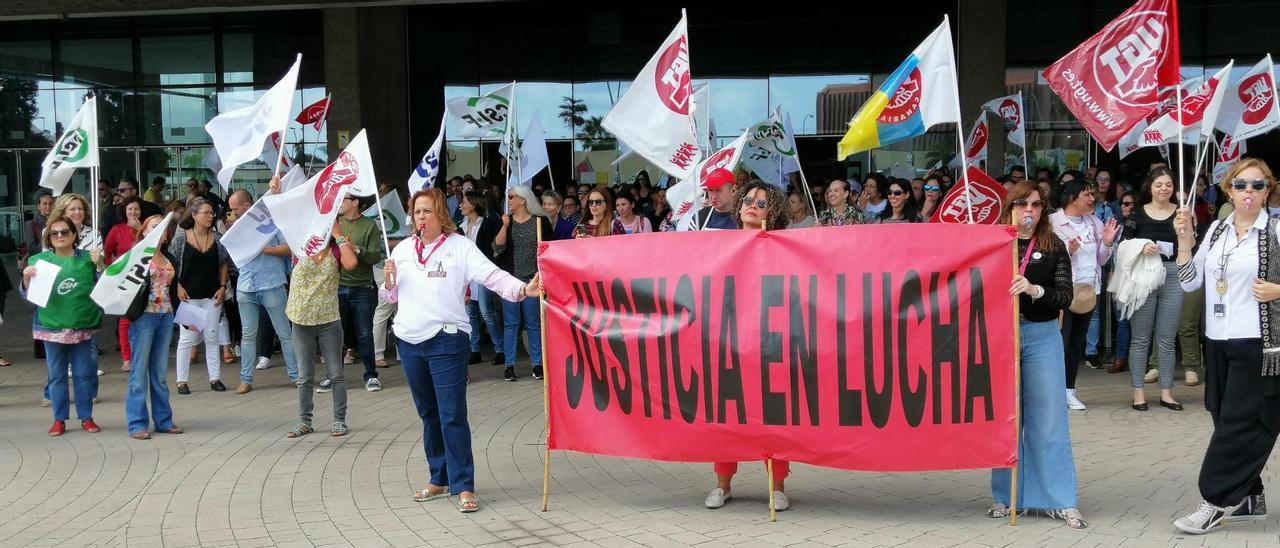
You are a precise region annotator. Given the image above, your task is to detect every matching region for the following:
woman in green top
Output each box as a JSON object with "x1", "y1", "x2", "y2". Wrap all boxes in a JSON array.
[{"x1": 23, "y1": 214, "x2": 104, "y2": 437}]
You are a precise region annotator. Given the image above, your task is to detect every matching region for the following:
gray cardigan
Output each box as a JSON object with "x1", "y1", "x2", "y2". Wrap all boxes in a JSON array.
[{"x1": 169, "y1": 227, "x2": 229, "y2": 286}]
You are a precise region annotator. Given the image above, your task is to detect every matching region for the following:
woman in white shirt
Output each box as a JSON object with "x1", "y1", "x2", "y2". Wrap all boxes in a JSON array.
[
  {"x1": 383, "y1": 188, "x2": 541, "y2": 514},
  {"x1": 1172, "y1": 158, "x2": 1280, "y2": 535}
]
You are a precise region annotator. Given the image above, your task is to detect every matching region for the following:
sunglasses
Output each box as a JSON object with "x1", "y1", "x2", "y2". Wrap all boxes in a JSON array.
[
  {"x1": 888, "y1": 190, "x2": 906, "y2": 196},
  {"x1": 742, "y1": 198, "x2": 768, "y2": 209},
  {"x1": 1232, "y1": 179, "x2": 1268, "y2": 191},
  {"x1": 48, "y1": 228, "x2": 74, "y2": 237},
  {"x1": 116, "y1": 187, "x2": 135, "y2": 194},
  {"x1": 587, "y1": 199, "x2": 606, "y2": 206},
  {"x1": 1011, "y1": 199, "x2": 1046, "y2": 209},
  {"x1": 924, "y1": 185, "x2": 940, "y2": 191},
  {"x1": 1121, "y1": 201, "x2": 1135, "y2": 207}
]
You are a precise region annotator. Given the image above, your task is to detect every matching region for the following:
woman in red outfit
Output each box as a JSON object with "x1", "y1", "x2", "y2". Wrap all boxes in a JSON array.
[{"x1": 104, "y1": 196, "x2": 144, "y2": 372}]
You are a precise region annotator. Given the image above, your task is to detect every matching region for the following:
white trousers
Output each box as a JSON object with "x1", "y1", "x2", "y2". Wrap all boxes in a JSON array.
[{"x1": 176, "y1": 298, "x2": 223, "y2": 382}]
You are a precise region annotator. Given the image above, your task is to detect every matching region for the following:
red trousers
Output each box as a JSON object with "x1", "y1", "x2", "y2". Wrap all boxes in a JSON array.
[
  {"x1": 117, "y1": 317, "x2": 132, "y2": 363},
  {"x1": 713, "y1": 460, "x2": 789, "y2": 480}
]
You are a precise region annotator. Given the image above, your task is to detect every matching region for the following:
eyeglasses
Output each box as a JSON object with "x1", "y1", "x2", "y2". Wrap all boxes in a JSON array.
[
  {"x1": 1011, "y1": 199, "x2": 1046, "y2": 209},
  {"x1": 48, "y1": 228, "x2": 73, "y2": 238},
  {"x1": 924, "y1": 185, "x2": 940, "y2": 191},
  {"x1": 1121, "y1": 201, "x2": 1135, "y2": 207},
  {"x1": 1095, "y1": 176, "x2": 1111, "y2": 182},
  {"x1": 887, "y1": 190, "x2": 906, "y2": 196},
  {"x1": 196, "y1": 210, "x2": 215, "y2": 216},
  {"x1": 587, "y1": 199, "x2": 606, "y2": 206},
  {"x1": 1232, "y1": 179, "x2": 1268, "y2": 191},
  {"x1": 116, "y1": 187, "x2": 135, "y2": 194},
  {"x1": 742, "y1": 198, "x2": 768, "y2": 209}
]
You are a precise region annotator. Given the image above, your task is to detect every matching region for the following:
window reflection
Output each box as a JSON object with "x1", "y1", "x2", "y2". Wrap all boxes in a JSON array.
[
  {"x1": 57, "y1": 38, "x2": 132, "y2": 88},
  {"x1": 140, "y1": 35, "x2": 216, "y2": 86}
]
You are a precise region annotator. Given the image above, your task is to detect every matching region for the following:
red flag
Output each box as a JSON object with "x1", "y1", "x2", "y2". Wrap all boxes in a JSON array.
[
  {"x1": 295, "y1": 95, "x2": 331, "y2": 130},
  {"x1": 1042, "y1": 0, "x2": 1180, "y2": 151},
  {"x1": 931, "y1": 166, "x2": 1008, "y2": 225}
]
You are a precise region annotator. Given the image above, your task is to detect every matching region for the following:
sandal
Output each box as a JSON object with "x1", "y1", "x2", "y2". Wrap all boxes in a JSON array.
[
  {"x1": 375, "y1": 358, "x2": 388, "y2": 368},
  {"x1": 131, "y1": 431, "x2": 151, "y2": 440},
  {"x1": 330, "y1": 421, "x2": 347, "y2": 437},
  {"x1": 285, "y1": 422, "x2": 313, "y2": 438},
  {"x1": 413, "y1": 485, "x2": 449, "y2": 502},
  {"x1": 458, "y1": 496, "x2": 480, "y2": 513}
]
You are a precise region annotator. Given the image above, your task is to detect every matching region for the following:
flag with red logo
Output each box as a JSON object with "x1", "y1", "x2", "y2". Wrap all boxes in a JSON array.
[
  {"x1": 981, "y1": 92, "x2": 1026, "y2": 148},
  {"x1": 296, "y1": 95, "x2": 331, "y2": 130},
  {"x1": 260, "y1": 131, "x2": 292, "y2": 171},
  {"x1": 1117, "y1": 84, "x2": 1178, "y2": 159},
  {"x1": 962, "y1": 114, "x2": 989, "y2": 166},
  {"x1": 665, "y1": 131, "x2": 749, "y2": 229},
  {"x1": 1043, "y1": 0, "x2": 1180, "y2": 151},
  {"x1": 1215, "y1": 55, "x2": 1280, "y2": 142},
  {"x1": 930, "y1": 166, "x2": 1008, "y2": 225},
  {"x1": 1140, "y1": 63, "x2": 1233, "y2": 147},
  {"x1": 206, "y1": 53, "x2": 300, "y2": 190},
  {"x1": 601, "y1": 9, "x2": 701, "y2": 179},
  {"x1": 262, "y1": 129, "x2": 376, "y2": 258},
  {"x1": 1213, "y1": 133, "x2": 1247, "y2": 184}
]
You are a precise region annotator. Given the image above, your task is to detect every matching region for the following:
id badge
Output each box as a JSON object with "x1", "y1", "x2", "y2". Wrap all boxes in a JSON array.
[
  {"x1": 1214, "y1": 303, "x2": 1226, "y2": 318},
  {"x1": 443, "y1": 324, "x2": 458, "y2": 334}
]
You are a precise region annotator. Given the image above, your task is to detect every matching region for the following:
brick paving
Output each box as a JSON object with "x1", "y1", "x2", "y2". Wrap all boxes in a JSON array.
[{"x1": 2, "y1": 295, "x2": 1279, "y2": 547}]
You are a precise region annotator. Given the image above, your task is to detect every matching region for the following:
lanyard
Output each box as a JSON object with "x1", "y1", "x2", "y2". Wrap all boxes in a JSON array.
[
  {"x1": 414, "y1": 234, "x2": 447, "y2": 270},
  {"x1": 1019, "y1": 238, "x2": 1037, "y2": 276}
]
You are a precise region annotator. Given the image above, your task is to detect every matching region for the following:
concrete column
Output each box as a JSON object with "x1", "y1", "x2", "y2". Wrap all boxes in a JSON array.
[
  {"x1": 957, "y1": 0, "x2": 1008, "y2": 176},
  {"x1": 323, "y1": 8, "x2": 361, "y2": 162}
]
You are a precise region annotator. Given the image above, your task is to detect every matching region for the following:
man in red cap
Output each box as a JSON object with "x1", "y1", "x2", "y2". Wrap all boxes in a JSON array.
[{"x1": 691, "y1": 168, "x2": 739, "y2": 231}]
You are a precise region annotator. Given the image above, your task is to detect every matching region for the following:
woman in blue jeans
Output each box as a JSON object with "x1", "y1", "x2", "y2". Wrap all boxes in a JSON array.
[
  {"x1": 383, "y1": 189, "x2": 541, "y2": 513},
  {"x1": 988, "y1": 182, "x2": 1087, "y2": 529},
  {"x1": 492, "y1": 184, "x2": 555, "y2": 381},
  {"x1": 457, "y1": 191, "x2": 503, "y2": 364},
  {"x1": 125, "y1": 214, "x2": 184, "y2": 439}
]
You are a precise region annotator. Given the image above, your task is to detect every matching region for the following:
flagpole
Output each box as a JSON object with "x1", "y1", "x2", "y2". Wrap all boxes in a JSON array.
[
  {"x1": 943, "y1": 15, "x2": 975, "y2": 224},
  {"x1": 1022, "y1": 91, "x2": 1031, "y2": 175},
  {"x1": 372, "y1": 191, "x2": 393, "y2": 262},
  {"x1": 1176, "y1": 85, "x2": 1186, "y2": 209},
  {"x1": 304, "y1": 93, "x2": 332, "y2": 178},
  {"x1": 272, "y1": 130, "x2": 288, "y2": 178},
  {"x1": 91, "y1": 166, "x2": 99, "y2": 234}
]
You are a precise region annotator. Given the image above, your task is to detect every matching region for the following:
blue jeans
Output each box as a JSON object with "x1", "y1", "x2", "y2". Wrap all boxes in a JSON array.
[
  {"x1": 339, "y1": 285, "x2": 378, "y2": 381},
  {"x1": 44, "y1": 339, "x2": 97, "y2": 422},
  {"x1": 127, "y1": 312, "x2": 177, "y2": 435},
  {"x1": 1085, "y1": 304, "x2": 1101, "y2": 357},
  {"x1": 501, "y1": 297, "x2": 541, "y2": 367},
  {"x1": 238, "y1": 286, "x2": 298, "y2": 384},
  {"x1": 1115, "y1": 301, "x2": 1132, "y2": 360},
  {"x1": 992, "y1": 319, "x2": 1079, "y2": 510},
  {"x1": 399, "y1": 331, "x2": 475, "y2": 493},
  {"x1": 467, "y1": 286, "x2": 502, "y2": 353}
]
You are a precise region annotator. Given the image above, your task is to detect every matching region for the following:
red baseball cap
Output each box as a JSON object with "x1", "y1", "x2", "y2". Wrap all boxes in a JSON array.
[{"x1": 702, "y1": 168, "x2": 735, "y2": 190}]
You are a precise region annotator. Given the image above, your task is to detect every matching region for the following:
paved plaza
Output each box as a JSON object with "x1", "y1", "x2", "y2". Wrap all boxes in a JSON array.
[{"x1": 2, "y1": 296, "x2": 1280, "y2": 548}]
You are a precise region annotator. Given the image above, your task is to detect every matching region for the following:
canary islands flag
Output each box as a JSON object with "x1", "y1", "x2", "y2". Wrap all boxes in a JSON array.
[{"x1": 837, "y1": 18, "x2": 959, "y2": 160}]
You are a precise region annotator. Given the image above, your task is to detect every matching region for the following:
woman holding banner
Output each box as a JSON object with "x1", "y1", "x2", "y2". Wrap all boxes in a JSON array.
[
  {"x1": 988, "y1": 181, "x2": 1087, "y2": 529},
  {"x1": 125, "y1": 214, "x2": 184, "y2": 439},
  {"x1": 23, "y1": 214, "x2": 104, "y2": 436},
  {"x1": 705, "y1": 181, "x2": 793, "y2": 511},
  {"x1": 1172, "y1": 159, "x2": 1280, "y2": 535},
  {"x1": 382, "y1": 188, "x2": 541, "y2": 513}
]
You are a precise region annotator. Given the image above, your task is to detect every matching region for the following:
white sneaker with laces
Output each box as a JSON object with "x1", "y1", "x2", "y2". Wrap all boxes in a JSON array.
[
  {"x1": 97, "y1": 369, "x2": 105, "y2": 376},
  {"x1": 1066, "y1": 389, "x2": 1086, "y2": 411},
  {"x1": 366, "y1": 378, "x2": 382, "y2": 392},
  {"x1": 1175, "y1": 500, "x2": 1238, "y2": 534},
  {"x1": 704, "y1": 488, "x2": 730, "y2": 509},
  {"x1": 1185, "y1": 370, "x2": 1201, "y2": 386},
  {"x1": 255, "y1": 357, "x2": 272, "y2": 370},
  {"x1": 772, "y1": 491, "x2": 790, "y2": 511},
  {"x1": 1144, "y1": 368, "x2": 1159, "y2": 383}
]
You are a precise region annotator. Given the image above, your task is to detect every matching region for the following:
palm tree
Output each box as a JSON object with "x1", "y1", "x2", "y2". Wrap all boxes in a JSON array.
[
  {"x1": 581, "y1": 116, "x2": 614, "y2": 151},
  {"x1": 558, "y1": 97, "x2": 587, "y2": 131}
]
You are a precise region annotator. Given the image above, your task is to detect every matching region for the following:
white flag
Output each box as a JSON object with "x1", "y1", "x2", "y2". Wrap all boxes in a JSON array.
[
  {"x1": 408, "y1": 112, "x2": 446, "y2": 190},
  {"x1": 446, "y1": 83, "x2": 514, "y2": 139},
  {"x1": 601, "y1": 10, "x2": 701, "y2": 179},
  {"x1": 222, "y1": 165, "x2": 307, "y2": 268},
  {"x1": 692, "y1": 83, "x2": 713, "y2": 155},
  {"x1": 1213, "y1": 133, "x2": 1247, "y2": 184},
  {"x1": 1215, "y1": 55, "x2": 1280, "y2": 142},
  {"x1": 90, "y1": 213, "x2": 173, "y2": 314},
  {"x1": 363, "y1": 191, "x2": 409, "y2": 239},
  {"x1": 667, "y1": 130, "x2": 749, "y2": 224},
  {"x1": 39, "y1": 97, "x2": 99, "y2": 195},
  {"x1": 263, "y1": 129, "x2": 375, "y2": 258},
  {"x1": 1117, "y1": 84, "x2": 1179, "y2": 159},
  {"x1": 280, "y1": 163, "x2": 307, "y2": 192},
  {"x1": 205, "y1": 54, "x2": 300, "y2": 191},
  {"x1": 740, "y1": 107, "x2": 801, "y2": 187},
  {"x1": 259, "y1": 131, "x2": 293, "y2": 171},
  {"x1": 981, "y1": 92, "x2": 1026, "y2": 149},
  {"x1": 507, "y1": 112, "x2": 549, "y2": 188},
  {"x1": 965, "y1": 114, "x2": 990, "y2": 165}
]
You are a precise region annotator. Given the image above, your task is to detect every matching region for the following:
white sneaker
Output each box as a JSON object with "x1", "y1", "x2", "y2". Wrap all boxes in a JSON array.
[
  {"x1": 366, "y1": 378, "x2": 382, "y2": 392},
  {"x1": 704, "y1": 488, "x2": 730, "y2": 509},
  {"x1": 1066, "y1": 389, "x2": 1086, "y2": 411},
  {"x1": 1185, "y1": 370, "x2": 1201, "y2": 386},
  {"x1": 1144, "y1": 368, "x2": 1159, "y2": 383},
  {"x1": 97, "y1": 369, "x2": 105, "y2": 376},
  {"x1": 315, "y1": 379, "x2": 332, "y2": 393},
  {"x1": 772, "y1": 491, "x2": 790, "y2": 511},
  {"x1": 255, "y1": 357, "x2": 272, "y2": 370},
  {"x1": 1174, "y1": 500, "x2": 1238, "y2": 534}
]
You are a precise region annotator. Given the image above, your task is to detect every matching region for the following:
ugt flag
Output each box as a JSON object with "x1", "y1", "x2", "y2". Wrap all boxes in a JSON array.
[
  {"x1": 602, "y1": 10, "x2": 701, "y2": 179},
  {"x1": 741, "y1": 107, "x2": 801, "y2": 187},
  {"x1": 1215, "y1": 55, "x2": 1280, "y2": 142},
  {"x1": 837, "y1": 17, "x2": 959, "y2": 159},
  {"x1": 39, "y1": 97, "x2": 99, "y2": 195},
  {"x1": 263, "y1": 129, "x2": 376, "y2": 258},
  {"x1": 446, "y1": 83, "x2": 513, "y2": 139},
  {"x1": 90, "y1": 213, "x2": 173, "y2": 314},
  {"x1": 363, "y1": 191, "x2": 409, "y2": 239},
  {"x1": 408, "y1": 112, "x2": 446, "y2": 190},
  {"x1": 981, "y1": 92, "x2": 1027, "y2": 149},
  {"x1": 206, "y1": 54, "x2": 300, "y2": 190},
  {"x1": 1213, "y1": 133, "x2": 1246, "y2": 184},
  {"x1": 1140, "y1": 63, "x2": 1234, "y2": 147},
  {"x1": 296, "y1": 94, "x2": 331, "y2": 130},
  {"x1": 1043, "y1": 0, "x2": 1180, "y2": 151},
  {"x1": 953, "y1": 113, "x2": 989, "y2": 168},
  {"x1": 1117, "y1": 84, "x2": 1178, "y2": 159},
  {"x1": 931, "y1": 166, "x2": 1008, "y2": 225}
]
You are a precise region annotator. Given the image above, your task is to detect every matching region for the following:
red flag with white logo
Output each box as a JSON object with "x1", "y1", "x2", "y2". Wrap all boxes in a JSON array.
[
  {"x1": 931, "y1": 166, "x2": 1008, "y2": 225},
  {"x1": 296, "y1": 95, "x2": 331, "y2": 131},
  {"x1": 262, "y1": 129, "x2": 375, "y2": 258},
  {"x1": 1214, "y1": 55, "x2": 1280, "y2": 142},
  {"x1": 1042, "y1": 0, "x2": 1180, "y2": 151}
]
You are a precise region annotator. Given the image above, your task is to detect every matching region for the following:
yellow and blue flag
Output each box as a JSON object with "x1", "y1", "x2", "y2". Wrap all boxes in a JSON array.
[{"x1": 838, "y1": 18, "x2": 959, "y2": 160}]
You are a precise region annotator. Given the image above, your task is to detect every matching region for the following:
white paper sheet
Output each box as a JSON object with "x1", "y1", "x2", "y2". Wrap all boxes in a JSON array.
[
  {"x1": 24, "y1": 259, "x2": 62, "y2": 308},
  {"x1": 173, "y1": 301, "x2": 209, "y2": 332}
]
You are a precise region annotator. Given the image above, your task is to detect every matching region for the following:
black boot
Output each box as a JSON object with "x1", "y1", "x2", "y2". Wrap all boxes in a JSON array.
[
  {"x1": 491, "y1": 352, "x2": 506, "y2": 366},
  {"x1": 469, "y1": 351, "x2": 482, "y2": 365}
]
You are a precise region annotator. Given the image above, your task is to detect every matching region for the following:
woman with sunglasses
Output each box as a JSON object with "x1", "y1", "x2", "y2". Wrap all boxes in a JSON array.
[
  {"x1": 575, "y1": 187, "x2": 625, "y2": 238},
  {"x1": 1120, "y1": 167, "x2": 1184, "y2": 411},
  {"x1": 878, "y1": 179, "x2": 922, "y2": 224},
  {"x1": 987, "y1": 182, "x2": 1087, "y2": 529},
  {"x1": 614, "y1": 191, "x2": 653, "y2": 234},
  {"x1": 105, "y1": 196, "x2": 145, "y2": 372},
  {"x1": 48, "y1": 193, "x2": 105, "y2": 382},
  {"x1": 171, "y1": 198, "x2": 230, "y2": 395},
  {"x1": 1106, "y1": 191, "x2": 1139, "y2": 374},
  {"x1": 493, "y1": 185, "x2": 555, "y2": 381},
  {"x1": 125, "y1": 214, "x2": 184, "y2": 440},
  {"x1": 1172, "y1": 159, "x2": 1280, "y2": 534},
  {"x1": 705, "y1": 181, "x2": 794, "y2": 512},
  {"x1": 919, "y1": 175, "x2": 944, "y2": 220},
  {"x1": 384, "y1": 189, "x2": 542, "y2": 513},
  {"x1": 23, "y1": 214, "x2": 104, "y2": 436}
]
